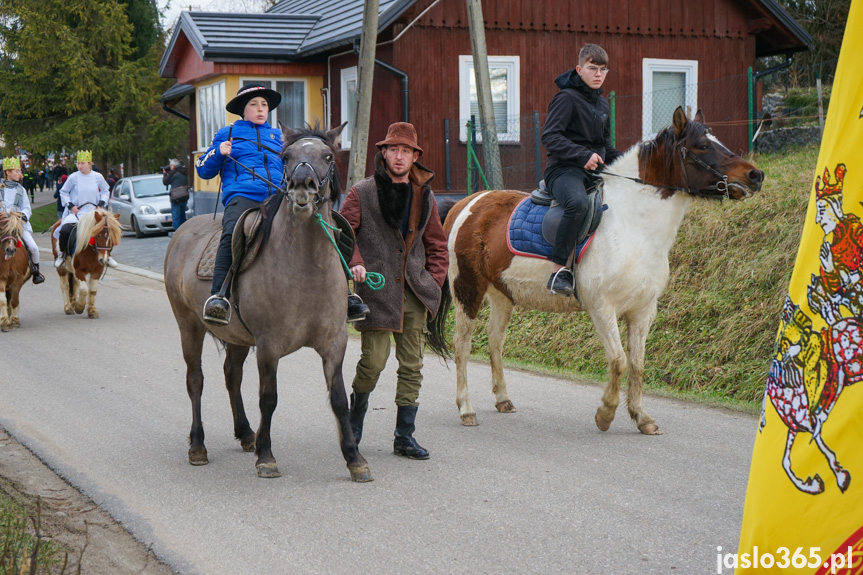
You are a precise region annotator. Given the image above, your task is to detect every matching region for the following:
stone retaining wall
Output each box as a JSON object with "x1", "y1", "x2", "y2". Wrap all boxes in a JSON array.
[{"x1": 754, "y1": 125, "x2": 822, "y2": 154}]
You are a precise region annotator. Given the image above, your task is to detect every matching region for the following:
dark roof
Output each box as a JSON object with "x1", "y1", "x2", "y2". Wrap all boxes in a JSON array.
[
  {"x1": 159, "y1": 11, "x2": 320, "y2": 76},
  {"x1": 159, "y1": 83, "x2": 194, "y2": 104},
  {"x1": 750, "y1": 0, "x2": 814, "y2": 57},
  {"x1": 266, "y1": 0, "x2": 416, "y2": 55}
]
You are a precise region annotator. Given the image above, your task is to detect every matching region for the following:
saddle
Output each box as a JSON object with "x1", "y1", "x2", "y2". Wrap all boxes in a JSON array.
[
  {"x1": 195, "y1": 207, "x2": 356, "y2": 281},
  {"x1": 507, "y1": 178, "x2": 607, "y2": 263}
]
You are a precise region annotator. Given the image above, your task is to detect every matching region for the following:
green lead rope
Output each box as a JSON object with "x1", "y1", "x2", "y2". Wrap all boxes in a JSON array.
[{"x1": 316, "y1": 213, "x2": 385, "y2": 291}]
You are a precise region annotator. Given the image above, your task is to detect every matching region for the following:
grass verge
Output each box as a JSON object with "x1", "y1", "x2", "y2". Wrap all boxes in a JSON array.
[{"x1": 0, "y1": 491, "x2": 65, "y2": 574}]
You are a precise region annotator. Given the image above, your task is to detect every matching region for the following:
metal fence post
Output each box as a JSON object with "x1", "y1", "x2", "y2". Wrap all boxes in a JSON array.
[
  {"x1": 466, "y1": 120, "x2": 472, "y2": 195},
  {"x1": 470, "y1": 114, "x2": 479, "y2": 195},
  {"x1": 748, "y1": 66, "x2": 754, "y2": 153},
  {"x1": 444, "y1": 118, "x2": 451, "y2": 191},
  {"x1": 609, "y1": 91, "x2": 616, "y2": 149},
  {"x1": 534, "y1": 111, "x2": 541, "y2": 186}
]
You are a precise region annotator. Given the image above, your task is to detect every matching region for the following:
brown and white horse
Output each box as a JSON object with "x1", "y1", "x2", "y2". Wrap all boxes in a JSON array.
[
  {"x1": 0, "y1": 211, "x2": 31, "y2": 331},
  {"x1": 443, "y1": 108, "x2": 764, "y2": 433},
  {"x1": 50, "y1": 208, "x2": 122, "y2": 318}
]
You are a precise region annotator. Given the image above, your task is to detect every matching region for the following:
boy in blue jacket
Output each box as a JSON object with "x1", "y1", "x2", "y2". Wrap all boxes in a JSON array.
[{"x1": 196, "y1": 83, "x2": 285, "y2": 325}]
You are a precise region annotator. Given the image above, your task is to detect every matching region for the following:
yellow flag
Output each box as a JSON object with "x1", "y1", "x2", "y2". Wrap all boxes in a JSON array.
[{"x1": 736, "y1": 2, "x2": 863, "y2": 574}]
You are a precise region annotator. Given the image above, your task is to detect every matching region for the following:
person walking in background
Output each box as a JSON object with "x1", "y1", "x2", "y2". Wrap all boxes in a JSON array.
[
  {"x1": 54, "y1": 174, "x2": 67, "y2": 220},
  {"x1": 106, "y1": 169, "x2": 118, "y2": 193},
  {"x1": 52, "y1": 158, "x2": 67, "y2": 192},
  {"x1": 339, "y1": 122, "x2": 449, "y2": 460},
  {"x1": 162, "y1": 159, "x2": 189, "y2": 232}
]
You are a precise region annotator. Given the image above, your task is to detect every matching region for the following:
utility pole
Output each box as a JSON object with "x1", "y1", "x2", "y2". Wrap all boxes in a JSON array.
[
  {"x1": 347, "y1": 0, "x2": 379, "y2": 191},
  {"x1": 465, "y1": 0, "x2": 503, "y2": 190}
]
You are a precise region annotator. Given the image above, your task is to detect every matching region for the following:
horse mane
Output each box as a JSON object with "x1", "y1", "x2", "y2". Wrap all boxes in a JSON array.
[
  {"x1": 0, "y1": 211, "x2": 24, "y2": 238},
  {"x1": 637, "y1": 119, "x2": 709, "y2": 186},
  {"x1": 74, "y1": 208, "x2": 123, "y2": 255},
  {"x1": 282, "y1": 122, "x2": 342, "y2": 204}
]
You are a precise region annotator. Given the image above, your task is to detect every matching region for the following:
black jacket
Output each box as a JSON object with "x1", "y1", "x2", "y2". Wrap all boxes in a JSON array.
[
  {"x1": 162, "y1": 166, "x2": 188, "y2": 189},
  {"x1": 542, "y1": 69, "x2": 621, "y2": 173}
]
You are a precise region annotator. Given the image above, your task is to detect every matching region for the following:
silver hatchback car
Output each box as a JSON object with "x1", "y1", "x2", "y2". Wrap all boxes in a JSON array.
[{"x1": 109, "y1": 174, "x2": 193, "y2": 237}]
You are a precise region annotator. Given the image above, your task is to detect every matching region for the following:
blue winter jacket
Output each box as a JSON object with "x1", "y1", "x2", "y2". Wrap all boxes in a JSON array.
[{"x1": 195, "y1": 120, "x2": 284, "y2": 205}]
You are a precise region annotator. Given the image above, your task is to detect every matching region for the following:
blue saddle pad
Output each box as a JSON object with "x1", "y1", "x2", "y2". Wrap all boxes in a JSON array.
[{"x1": 506, "y1": 197, "x2": 596, "y2": 262}]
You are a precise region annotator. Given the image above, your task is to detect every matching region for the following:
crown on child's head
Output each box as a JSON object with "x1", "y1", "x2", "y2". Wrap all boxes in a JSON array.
[
  {"x1": 77, "y1": 150, "x2": 93, "y2": 163},
  {"x1": 1, "y1": 157, "x2": 21, "y2": 171}
]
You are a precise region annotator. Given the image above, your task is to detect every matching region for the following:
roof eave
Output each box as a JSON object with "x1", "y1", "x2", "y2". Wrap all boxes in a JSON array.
[{"x1": 755, "y1": 0, "x2": 815, "y2": 52}]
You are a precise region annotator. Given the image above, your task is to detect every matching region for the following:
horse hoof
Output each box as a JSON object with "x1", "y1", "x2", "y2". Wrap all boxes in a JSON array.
[
  {"x1": 256, "y1": 462, "x2": 282, "y2": 478},
  {"x1": 240, "y1": 435, "x2": 256, "y2": 452},
  {"x1": 595, "y1": 411, "x2": 613, "y2": 432},
  {"x1": 64, "y1": 308, "x2": 74, "y2": 315},
  {"x1": 0, "y1": 325, "x2": 9, "y2": 333},
  {"x1": 460, "y1": 413, "x2": 478, "y2": 427},
  {"x1": 639, "y1": 422, "x2": 663, "y2": 435},
  {"x1": 349, "y1": 465, "x2": 373, "y2": 483},
  {"x1": 88, "y1": 311, "x2": 99, "y2": 319},
  {"x1": 188, "y1": 448, "x2": 208, "y2": 466},
  {"x1": 495, "y1": 400, "x2": 517, "y2": 413}
]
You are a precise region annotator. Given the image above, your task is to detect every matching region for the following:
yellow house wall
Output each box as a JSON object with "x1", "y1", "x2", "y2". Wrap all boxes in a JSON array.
[{"x1": 191, "y1": 74, "x2": 324, "y2": 193}]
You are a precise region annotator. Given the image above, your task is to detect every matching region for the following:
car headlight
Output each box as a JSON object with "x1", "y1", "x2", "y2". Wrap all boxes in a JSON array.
[{"x1": 138, "y1": 205, "x2": 157, "y2": 215}]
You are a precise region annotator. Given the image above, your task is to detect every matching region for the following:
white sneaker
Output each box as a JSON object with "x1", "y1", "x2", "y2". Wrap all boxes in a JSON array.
[
  {"x1": 54, "y1": 254, "x2": 65, "y2": 268},
  {"x1": 106, "y1": 256, "x2": 119, "y2": 269}
]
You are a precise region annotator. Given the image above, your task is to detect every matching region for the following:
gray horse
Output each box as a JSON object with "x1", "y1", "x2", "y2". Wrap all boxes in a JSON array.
[{"x1": 164, "y1": 123, "x2": 371, "y2": 482}]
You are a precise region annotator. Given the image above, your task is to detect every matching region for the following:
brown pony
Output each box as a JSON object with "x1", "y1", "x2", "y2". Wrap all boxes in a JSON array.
[
  {"x1": 50, "y1": 208, "x2": 122, "y2": 318},
  {"x1": 0, "y1": 211, "x2": 31, "y2": 331},
  {"x1": 443, "y1": 108, "x2": 764, "y2": 433},
  {"x1": 163, "y1": 122, "x2": 371, "y2": 482}
]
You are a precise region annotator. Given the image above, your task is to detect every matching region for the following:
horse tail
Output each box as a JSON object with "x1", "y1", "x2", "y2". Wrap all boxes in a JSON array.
[
  {"x1": 436, "y1": 195, "x2": 461, "y2": 227},
  {"x1": 427, "y1": 276, "x2": 452, "y2": 362}
]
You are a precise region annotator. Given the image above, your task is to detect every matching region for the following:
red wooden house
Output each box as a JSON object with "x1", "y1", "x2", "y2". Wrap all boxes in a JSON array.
[{"x1": 160, "y1": 0, "x2": 811, "y2": 194}]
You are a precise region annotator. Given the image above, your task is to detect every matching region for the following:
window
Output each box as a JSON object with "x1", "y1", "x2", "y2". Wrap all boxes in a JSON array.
[
  {"x1": 642, "y1": 58, "x2": 698, "y2": 139},
  {"x1": 241, "y1": 78, "x2": 306, "y2": 129},
  {"x1": 340, "y1": 66, "x2": 358, "y2": 149},
  {"x1": 458, "y1": 55, "x2": 520, "y2": 143},
  {"x1": 197, "y1": 81, "x2": 225, "y2": 150}
]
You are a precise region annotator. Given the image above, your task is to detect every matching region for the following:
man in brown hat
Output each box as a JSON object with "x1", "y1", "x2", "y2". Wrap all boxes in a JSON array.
[{"x1": 339, "y1": 122, "x2": 449, "y2": 460}]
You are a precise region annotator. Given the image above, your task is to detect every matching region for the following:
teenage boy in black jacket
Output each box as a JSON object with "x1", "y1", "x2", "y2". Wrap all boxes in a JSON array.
[{"x1": 541, "y1": 43, "x2": 621, "y2": 295}]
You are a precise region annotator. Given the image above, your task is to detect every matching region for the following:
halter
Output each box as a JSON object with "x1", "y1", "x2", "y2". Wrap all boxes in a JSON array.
[{"x1": 282, "y1": 136, "x2": 336, "y2": 209}]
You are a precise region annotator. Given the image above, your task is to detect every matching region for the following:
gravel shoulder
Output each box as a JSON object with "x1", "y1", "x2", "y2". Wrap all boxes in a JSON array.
[{"x1": 0, "y1": 429, "x2": 175, "y2": 574}]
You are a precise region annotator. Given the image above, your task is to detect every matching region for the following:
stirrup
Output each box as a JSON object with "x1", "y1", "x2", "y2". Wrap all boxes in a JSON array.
[
  {"x1": 548, "y1": 267, "x2": 574, "y2": 296},
  {"x1": 54, "y1": 254, "x2": 66, "y2": 268},
  {"x1": 203, "y1": 294, "x2": 231, "y2": 326},
  {"x1": 347, "y1": 293, "x2": 370, "y2": 323}
]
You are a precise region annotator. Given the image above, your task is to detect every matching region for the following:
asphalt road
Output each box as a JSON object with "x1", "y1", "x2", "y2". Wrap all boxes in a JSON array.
[{"x1": 5, "y1": 225, "x2": 758, "y2": 574}]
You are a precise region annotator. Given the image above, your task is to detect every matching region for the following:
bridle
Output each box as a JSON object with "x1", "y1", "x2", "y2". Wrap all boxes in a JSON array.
[{"x1": 283, "y1": 137, "x2": 336, "y2": 209}]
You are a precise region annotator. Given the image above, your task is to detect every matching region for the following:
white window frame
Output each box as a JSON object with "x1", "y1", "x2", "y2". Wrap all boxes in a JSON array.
[
  {"x1": 642, "y1": 58, "x2": 698, "y2": 140},
  {"x1": 340, "y1": 66, "x2": 358, "y2": 149},
  {"x1": 197, "y1": 80, "x2": 225, "y2": 151},
  {"x1": 458, "y1": 55, "x2": 520, "y2": 143},
  {"x1": 239, "y1": 77, "x2": 308, "y2": 128}
]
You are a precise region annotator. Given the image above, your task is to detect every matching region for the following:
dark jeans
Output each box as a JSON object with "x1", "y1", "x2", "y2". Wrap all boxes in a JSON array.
[
  {"x1": 171, "y1": 200, "x2": 188, "y2": 231},
  {"x1": 545, "y1": 165, "x2": 591, "y2": 266},
  {"x1": 211, "y1": 195, "x2": 259, "y2": 296},
  {"x1": 58, "y1": 223, "x2": 75, "y2": 254}
]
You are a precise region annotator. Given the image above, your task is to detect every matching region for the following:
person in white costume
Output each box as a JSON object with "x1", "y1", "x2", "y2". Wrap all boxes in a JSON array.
[
  {"x1": 54, "y1": 150, "x2": 117, "y2": 269},
  {"x1": 1, "y1": 157, "x2": 45, "y2": 284}
]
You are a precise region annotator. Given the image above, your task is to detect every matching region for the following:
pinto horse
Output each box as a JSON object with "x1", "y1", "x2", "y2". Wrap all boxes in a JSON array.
[
  {"x1": 50, "y1": 208, "x2": 122, "y2": 318},
  {"x1": 443, "y1": 107, "x2": 764, "y2": 433},
  {"x1": 164, "y1": 123, "x2": 372, "y2": 482},
  {"x1": 0, "y1": 211, "x2": 31, "y2": 331}
]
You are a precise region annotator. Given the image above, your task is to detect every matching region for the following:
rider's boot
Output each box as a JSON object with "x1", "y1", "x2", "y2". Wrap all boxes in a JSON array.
[
  {"x1": 203, "y1": 294, "x2": 231, "y2": 326},
  {"x1": 347, "y1": 293, "x2": 370, "y2": 323},
  {"x1": 54, "y1": 253, "x2": 65, "y2": 268},
  {"x1": 547, "y1": 267, "x2": 575, "y2": 296},
  {"x1": 30, "y1": 263, "x2": 45, "y2": 285}
]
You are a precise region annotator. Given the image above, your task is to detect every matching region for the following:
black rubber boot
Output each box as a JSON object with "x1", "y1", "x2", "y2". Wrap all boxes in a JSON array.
[
  {"x1": 31, "y1": 263, "x2": 45, "y2": 285},
  {"x1": 393, "y1": 405, "x2": 429, "y2": 460},
  {"x1": 547, "y1": 268, "x2": 575, "y2": 296},
  {"x1": 349, "y1": 391, "x2": 371, "y2": 445},
  {"x1": 347, "y1": 293, "x2": 370, "y2": 323}
]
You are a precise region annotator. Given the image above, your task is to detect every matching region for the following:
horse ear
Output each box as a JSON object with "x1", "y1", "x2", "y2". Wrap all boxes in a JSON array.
[
  {"x1": 693, "y1": 108, "x2": 705, "y2": 124},
  {"x1": 327, "y1": 121, "x2": 348, "y2": 148},
  {"x1": 672, "y1": 106, "x2": 688, "y2": 136}
]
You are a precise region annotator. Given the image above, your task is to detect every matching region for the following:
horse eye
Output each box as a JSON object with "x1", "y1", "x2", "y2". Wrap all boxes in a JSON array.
[
  {"x1": 698, "y1": 143, "x2": 710, "y2": 151},
  {"x1": 325, "y1": 154, "x2": 332, "y2": 162}
]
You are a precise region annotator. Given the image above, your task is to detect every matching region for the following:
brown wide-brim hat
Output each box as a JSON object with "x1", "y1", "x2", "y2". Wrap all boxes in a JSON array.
[
  {"x1": 376, "y1": 122, "x2": 423, "y2": 156},
  {"x1": 226, "y1": 83, "x2": 281, "y2": 116}
]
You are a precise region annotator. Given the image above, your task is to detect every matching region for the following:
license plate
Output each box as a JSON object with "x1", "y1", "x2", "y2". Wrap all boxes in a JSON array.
[{"x1": 163, "y1": 215, "x2": 172, "y2": 222}]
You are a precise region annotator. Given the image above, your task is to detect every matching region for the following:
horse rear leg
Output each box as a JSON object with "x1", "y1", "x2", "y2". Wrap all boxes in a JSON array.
[
  {"x1": 58, "y1": 270, "x2": 74, "y2": 315},
  {"x1": 624, "y1": 307, "x2": 661, "y2": 435},
  {"x1": 589, "y1": 306, "x2": 626, "y2": 431},
  {"x1": 454, "y1": 304, "x2": 479, "y2": 426},
  {"x1": 0, "y1": 285, "x2": 10, "y2": 332},
  {"x1": 487, "y1": 289, "x2": 516, "y2": 414},
  {"x1": 179, "y1": 316, "x2": 208, "y2": 465},
  {"x1": 321, "y1": 334, "x2": 372, "y2": 482},
  {"x1": 224, "y1": 343, "x2": 256, "y2": 451}
]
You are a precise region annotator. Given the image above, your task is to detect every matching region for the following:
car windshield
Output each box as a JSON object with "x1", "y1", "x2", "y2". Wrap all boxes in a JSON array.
[{"x1": 133, "y1": 177, "x2": 169, "y2": 198}]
